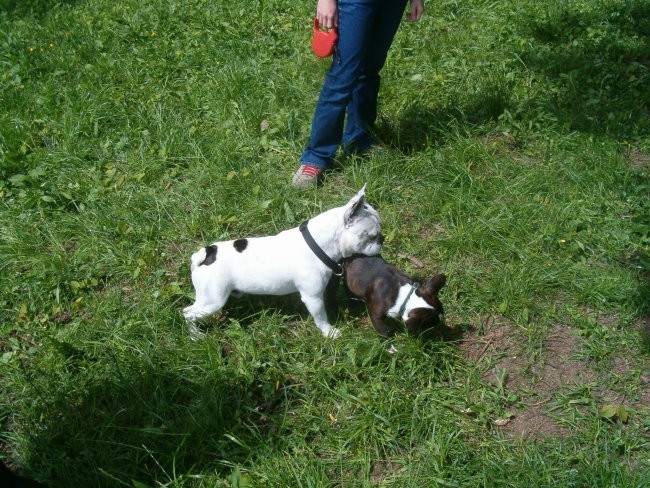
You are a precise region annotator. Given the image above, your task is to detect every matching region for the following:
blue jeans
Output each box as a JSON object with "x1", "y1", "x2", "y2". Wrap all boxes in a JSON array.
[{"x1": 301, "y1": 0, "x2": 409, "y2": 169}]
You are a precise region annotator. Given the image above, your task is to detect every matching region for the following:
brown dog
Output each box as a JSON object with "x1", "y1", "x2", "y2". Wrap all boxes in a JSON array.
[{"x1": 342, "y1": 255, "x2": 446, "y2": 337}]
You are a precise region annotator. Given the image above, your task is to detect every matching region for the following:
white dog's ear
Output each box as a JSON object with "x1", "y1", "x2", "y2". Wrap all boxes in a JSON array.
[{"x1": 344, "y1": 185, "x2": 367, "y2": 226}]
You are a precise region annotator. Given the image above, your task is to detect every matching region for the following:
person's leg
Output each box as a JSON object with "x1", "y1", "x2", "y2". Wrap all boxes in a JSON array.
[
  {"x1": 343, "y1": 0, "x2": 408, "y2": 154},
  {"x1": 299, "y1": 0, "x2": 379, "y2": 170}
]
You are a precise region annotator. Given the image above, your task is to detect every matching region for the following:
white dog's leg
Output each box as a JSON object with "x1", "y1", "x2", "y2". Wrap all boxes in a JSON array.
[
  {"x1": 182, "y1": 305, "x2": 209, "y2": 340},
  {"x1": 187, "y1": 321, "x2": 206, "y2": 340},
  {"x1": 182, "y1": 303, "x2": 224, "y2": 322},
  {"x1": 182, "y1": 294, "x2": 229, "y2": 339},
  {"x1": 300, "y1": 293, "x2": 341, "y2": 339}
]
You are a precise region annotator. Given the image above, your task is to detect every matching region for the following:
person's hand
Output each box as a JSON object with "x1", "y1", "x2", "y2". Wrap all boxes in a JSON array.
[
  {"x1": 317, "y1": 0, "x2": 338, "y2": 29},
  {"x1": 407, "y1": 0, "x2": 425, "y2": 22}
]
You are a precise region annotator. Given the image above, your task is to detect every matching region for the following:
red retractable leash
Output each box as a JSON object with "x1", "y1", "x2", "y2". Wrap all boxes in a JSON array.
[{"x1": 312, "y1": 18, "x2": 338, "y2": 57}]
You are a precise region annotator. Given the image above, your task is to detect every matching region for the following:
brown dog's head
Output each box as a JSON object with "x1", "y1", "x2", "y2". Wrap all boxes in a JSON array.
[{"x1": 405, "y1": 274, "x2": 446, "y2": 334}]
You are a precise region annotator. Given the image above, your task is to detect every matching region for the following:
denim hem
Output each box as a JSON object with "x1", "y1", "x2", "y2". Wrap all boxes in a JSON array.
[
  {"x1": 299, "y1": 153, "x2": 330, "y2": 170},
  {"x1": 343, "y1": 135, "x2": 378, "y2": 155}
]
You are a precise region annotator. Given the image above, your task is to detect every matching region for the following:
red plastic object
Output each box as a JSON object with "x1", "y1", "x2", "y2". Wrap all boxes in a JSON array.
[{"x1": 312, "y1": 18, "x2": 338, "y2": 58}]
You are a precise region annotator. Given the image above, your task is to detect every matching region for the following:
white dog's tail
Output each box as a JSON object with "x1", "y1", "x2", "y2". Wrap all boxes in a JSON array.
[
  {"x1": 190, "y1": 247, "x2": 208, "y2": 272},
  {"x1": 190, "y1": 244, "x2": 219, "y2": 271}
]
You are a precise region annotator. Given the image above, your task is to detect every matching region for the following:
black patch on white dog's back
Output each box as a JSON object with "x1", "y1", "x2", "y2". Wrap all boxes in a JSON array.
[
  {"x1": 201, "y1": 245, "x2": 218, "y2": 266},
  {"x1": 233, "y1": 239, "x2": 248, "y2": 253}
]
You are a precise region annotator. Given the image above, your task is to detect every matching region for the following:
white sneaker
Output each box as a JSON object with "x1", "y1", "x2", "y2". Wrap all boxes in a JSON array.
[{"x1": 292, "y1": 164, "x2": 323, "y2": 189}]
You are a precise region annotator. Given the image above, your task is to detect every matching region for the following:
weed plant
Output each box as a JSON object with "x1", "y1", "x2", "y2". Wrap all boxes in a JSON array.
[{"x1": 1, "y1": 0, "x2": 648, "y2": 486}]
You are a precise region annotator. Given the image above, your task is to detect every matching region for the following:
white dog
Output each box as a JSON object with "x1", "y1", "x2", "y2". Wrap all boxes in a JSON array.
[{"x1": 183, "y1": 185, "x2": 382, "y2": 338}]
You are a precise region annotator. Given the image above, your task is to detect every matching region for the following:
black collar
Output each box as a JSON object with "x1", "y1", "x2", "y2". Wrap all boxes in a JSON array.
[{"x1": 299, "y1": 220, "x2": 343, "y2": 276}]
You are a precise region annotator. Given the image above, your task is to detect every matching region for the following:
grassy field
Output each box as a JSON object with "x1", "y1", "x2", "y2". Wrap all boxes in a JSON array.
[{"x1": 1, "y1": 0, "x2": 649, "y2": 486}]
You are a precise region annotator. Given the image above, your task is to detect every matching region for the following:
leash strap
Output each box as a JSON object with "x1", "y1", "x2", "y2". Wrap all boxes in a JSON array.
[
  {"x1": 398, "y1": 282, "x2": 419, "y2": 318},
  {"x1": 299, "y1": 220, "x2": 343, "y2": 276}
]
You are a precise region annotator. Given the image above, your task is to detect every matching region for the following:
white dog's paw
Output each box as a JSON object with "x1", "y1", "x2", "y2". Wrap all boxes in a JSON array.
[
  {"x1": 188, "y1": 322, "x2": 206, "y2": 341},
  {"x1": 322, "y1": 327, "x2": 341, "y2": 339},
  {"x1": 386, "y1": 344, "x2": 398, "y2": 355},
  {"x1": 183, "y1": 306, "x2": 205, "y2": 323},
  {"x1": 183, "y1": 306, "x2": 195, "y2": 320}
]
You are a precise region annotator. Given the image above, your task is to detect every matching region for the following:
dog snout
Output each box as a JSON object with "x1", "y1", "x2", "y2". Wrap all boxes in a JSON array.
[{"x1": 378, "y1": 233, "x2": 385, "y2": 245}]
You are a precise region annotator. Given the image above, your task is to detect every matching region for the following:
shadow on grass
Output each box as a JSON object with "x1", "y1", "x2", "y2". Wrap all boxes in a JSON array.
[
  {"x1": 0, "y1": 0, "x2": 83, "y2": 17},
  {"x1": 520, "y1": 0, "x2": 650, "y2": 138},
  {"x1": 642, "y1": 314, "x2": 650, "y2": 354},
  {"x1": 187, "y1": 293, "x2": 313, "y2": 337},
  {"x1": 378, "y1": 0, "x2": 649, "y2": 154},
  {"x1": 19, "y1": 355, "x2": 292, "y2": 487},
  {"x1": 377, "y1": 72, "x2": 513, "y2": 154}
]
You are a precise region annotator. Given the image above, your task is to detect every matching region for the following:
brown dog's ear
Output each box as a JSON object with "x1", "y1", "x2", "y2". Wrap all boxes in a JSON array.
[{"x1": 426, "y1": 273, "x2": 446, "y2": 294}]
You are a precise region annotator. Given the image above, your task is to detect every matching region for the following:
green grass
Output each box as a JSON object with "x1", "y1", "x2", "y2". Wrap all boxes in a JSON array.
[{"x1": 1, "y1": 0, "x2": 649, "y2": 486}]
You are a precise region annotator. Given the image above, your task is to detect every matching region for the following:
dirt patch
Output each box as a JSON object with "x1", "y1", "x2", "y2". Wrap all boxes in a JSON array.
[
  {"x1": 417, "y1": 223, "x2": 447, "y2": 240},
  {"x1": 600, "y1": 316, "x2": 650, "y2": 411},
  {"x1": 459, "y1": 319, "x2": 581, "y2": 437},
  {"x1": 370, "y1": 460, "x2": 403, "y2": 483},
  {"x1": 480, "y1": 132, "x2": 542, "y2": 166},
  {"x1": 458, "y1": 316, "x2": 649, "y2": 438},
  {"x1": 629, "y1": 147, "x2": 650, "y2": 171},
  {"x1": 599, "y1": 355, "x2": 650, "y2": 412}
]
